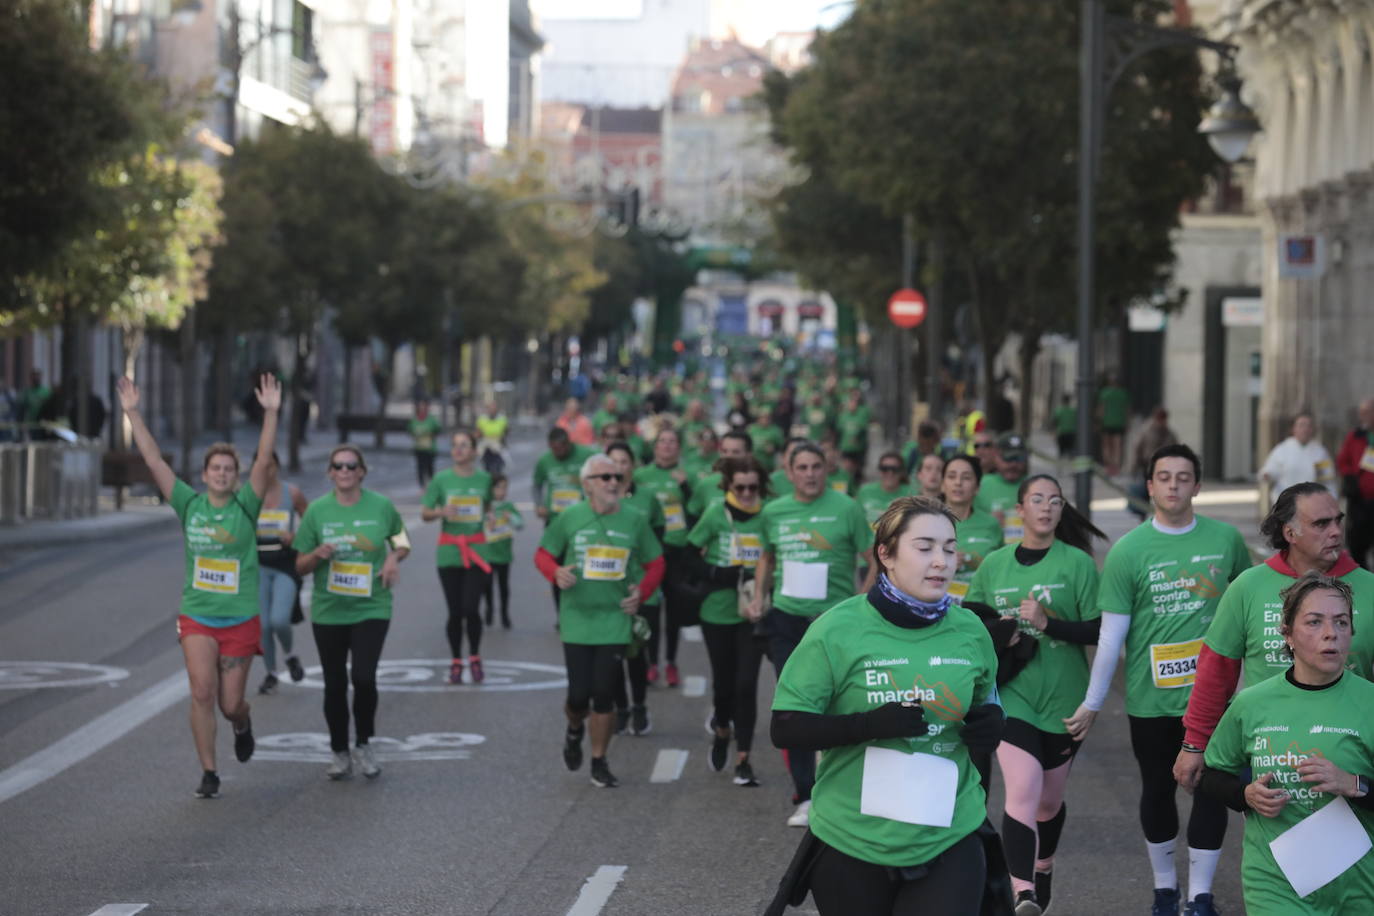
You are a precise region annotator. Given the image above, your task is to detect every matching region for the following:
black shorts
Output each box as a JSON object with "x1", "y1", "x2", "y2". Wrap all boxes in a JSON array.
[{"x1": 1001, "y1": 716, "x2": 1081, "y2": 770}]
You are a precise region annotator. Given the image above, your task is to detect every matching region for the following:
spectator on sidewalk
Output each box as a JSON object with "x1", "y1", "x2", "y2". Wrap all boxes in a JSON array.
[
  {"x1": 1097, "y1": 372, "x2": 1130, "y2": 476},
  {"x1": 1337, "y1": 398, "x2": 1374, "y2": 569},
  {"x1": 1053, "y1": 395, "x2": 1077, "y2": 458},
  {"x1": 1259, "y1": 411, "x2": 1337, "y2": 505},
  {"x1": 1127, "y1": 407, "x2": 1178, "y2": 520},
  {"x1": 555, "y1": 397, "x2": 594, "y2": 446}
]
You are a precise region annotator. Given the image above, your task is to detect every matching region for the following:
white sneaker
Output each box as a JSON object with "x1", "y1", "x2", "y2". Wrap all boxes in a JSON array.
[
  {"x1": 354, "y1": 744, "x2": 381, "y2": 779},
  {"x1": 326, "y1": 750, "x2": 353, "y2": 780},
  {"x1": 786, "y1": 800, "x2": 811, "y2": 828}
]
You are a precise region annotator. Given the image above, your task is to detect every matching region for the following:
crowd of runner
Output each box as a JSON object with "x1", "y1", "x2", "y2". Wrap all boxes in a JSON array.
[{"x1": 123, "y1": 356, "x2": 1374, "y2": 916}]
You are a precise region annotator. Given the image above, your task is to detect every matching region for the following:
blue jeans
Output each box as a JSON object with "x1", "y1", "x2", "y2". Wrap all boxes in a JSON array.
[{"x1": 258, "y1": 564, "x2": 298, "y2": 671}]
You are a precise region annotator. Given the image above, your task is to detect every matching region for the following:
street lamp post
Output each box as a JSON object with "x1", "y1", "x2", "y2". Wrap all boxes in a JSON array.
[{"x1": 1073, "y1": 0, "x2": 1260, "y2": 517}]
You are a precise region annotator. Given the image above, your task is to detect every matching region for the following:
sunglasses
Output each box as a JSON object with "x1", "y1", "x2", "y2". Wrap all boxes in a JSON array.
[
  {"x1": 330, "y1": 462, "x2": 361, "y2": 471},
  {"x1": 973, "y1": 442, "x2": 996, "y2": 449},
  {"x1": 731, "y1": 483, "x2": 760, "y2": 493},
  {"x1": 588, "y1": 473, "x2": 624, "y2": 482},
  {"x1": 878, "y1": 465, "x2": 903, "y2": 472}
]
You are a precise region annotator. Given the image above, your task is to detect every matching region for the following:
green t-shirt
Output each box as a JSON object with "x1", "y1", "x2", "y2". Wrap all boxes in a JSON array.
[
  {"x1": 687, "y1": 502, "x2": 766, "y2": 625},
  {"x1": 170, "y1": 480, "x2": 263, "y2": 619},
  {"x1": 476, "y1": 500, "x2": 523, "y2": 566},
  {"x1": 408, "y1": 416, "x2": 442, "y2": 453},
  {"x1": 688, "y1": 470, "x2": 725, "y2": 518},
  {"x1": 1053, "y1": 405, "x2": 1077, "y2": 436},
  {"x1": 1205, "y1": 560, "x2": 1374, "y2": 689},
  {"x1": 621, "y1": 485, "x2": 666, "y2": 604},
  {"x1": 773, "y1": 595, "x2": 998, "y2": 866},
  {"x1": 1099, "y1": 516, "x2": 1252, "y2": 716},
  {"x1": 294, "y1": 489, "x2": 406, "y2": 625},
  {"x1": 856, "y1": 481, "x2": 914, "y2": 529},
  {"x1": 751, "y1": 423, "x2": 786, "y2": 473},
  {"x1": 837, "y1": 405, "x2": 871, "y2": 454},
  {"x1": 538, "y1": 502, "x2": 662, "y2": 645},
  {"x1": 826, "y1": 469, "x2": 854, "y2": 497},
  {"x1": 952, "y1": 510, "x2": 1004, "y2": 599},
  {"x1": 1098, "y1": 386, "x2": 1130, "y2": 430},
  {"x1": 768, "y1": 469, "x2": 794, "y2": 502},
  {"x1": 759, "y1": 489, "x2": 871, "y2": 618},
  {"x1": 1205, "y1": 672, "x2": 1374, "y2": 915},
  {"x1": 805, "y1": 404, "x2": 834, "y2": 441},
  {"x1": 422, "y1": 467, "x2": 492, "y2": 568},
  {"x1": 633, "y1": 464, "x2": 691, "y2": 547},
  {"x1": 591, "y1": 408, "x2": 616, "y2": 434},
  {"x1": 678, "y1": 420, "x2": 710, "y2": 460},
  {"x1": 976, "y1": 474, "x2": 1026, "y2": 544},
  {"x1": 967, "y1": 541, "x2": 1100, "y2": 732},
  {"x1": 533, "y1": 445, "x2": 596, "y2": 515}
]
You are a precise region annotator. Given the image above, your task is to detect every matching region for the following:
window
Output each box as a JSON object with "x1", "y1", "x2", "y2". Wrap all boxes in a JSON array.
[{"x1": 291, "y1": 1, "x2": 313, "y2": 60}]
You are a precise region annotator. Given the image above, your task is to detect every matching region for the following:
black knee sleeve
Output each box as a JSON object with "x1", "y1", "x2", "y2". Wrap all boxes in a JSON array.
[
  {"x1": 1001, "y1": 813, "x2": 1038, "y2": 882},
  {"x1": 1036, "y1": 803, "x2": 1067, "y2": 861}
]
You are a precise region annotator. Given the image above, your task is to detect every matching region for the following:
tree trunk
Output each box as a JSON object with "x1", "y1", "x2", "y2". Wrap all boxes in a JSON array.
[
  {"x1": 215, "y1": 328, "x2": 232, "y2": 441},
  {"x1": 287, "y1": 332, "x2": 304, "y2": 473},
  {"x1": 374, "y1": 342, "x2": 397, "y2": 449}
]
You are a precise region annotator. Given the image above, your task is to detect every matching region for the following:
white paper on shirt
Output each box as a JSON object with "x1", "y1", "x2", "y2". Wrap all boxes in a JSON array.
[
  {"x1": 780, "y1": 560, "x2": 828, "y2": 600},
  {"x1": 859, "y1": 746, "x2": 957, "y2": 827},
  {"x1": 1269, "y1": 796, "x2": 1373, "y2": 898}
]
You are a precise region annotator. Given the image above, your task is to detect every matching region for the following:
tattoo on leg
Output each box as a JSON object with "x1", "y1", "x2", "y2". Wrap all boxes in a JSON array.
[{"x1": 219, "y1": 655, "x2": 251, "y2": 671}]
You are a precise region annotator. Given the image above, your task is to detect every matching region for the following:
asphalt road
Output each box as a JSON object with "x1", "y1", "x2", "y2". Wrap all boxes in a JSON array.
[{"x1": 0, "y1": 432, "x2": 1247, "y2": 916}]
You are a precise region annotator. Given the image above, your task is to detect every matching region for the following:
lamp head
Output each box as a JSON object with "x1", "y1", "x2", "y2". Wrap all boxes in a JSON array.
[{"x1": 1199, "y1": 70, "x2": 1261, "y2": 164}]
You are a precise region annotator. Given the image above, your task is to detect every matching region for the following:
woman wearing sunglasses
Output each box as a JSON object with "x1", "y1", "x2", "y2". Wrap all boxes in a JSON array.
[
  {"x1": 685, "y1": 456, "x2": 772, "y2": 787},
  {"x1": 858, "y1": 451, "x2": 918, "y2": 529},
  {"x1": 606, "y1": 441, "x2": 665, "y2": 736},
  {"x1": 965, "y1": 474, "x2": 1104, "y2": 916},
  {"x1": 295, "y1": 445, "x2": 409, "y2": 781},
  {"x1": 535, "y1": 453, "x2": 665, "y2": 788},
  {"x1": 942, "y1": 454, "x2": 1003, "y2": 605},
  {"x1": 117, "y1": 372, "x2": 281, "y2": 800}
]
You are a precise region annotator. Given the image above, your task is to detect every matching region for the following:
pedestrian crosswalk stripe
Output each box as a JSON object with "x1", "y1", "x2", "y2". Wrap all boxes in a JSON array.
[
  {"x1": 565, "y1": 865, "x2": 627, "y2": 916},
  {"x1": 649, "y1": 749, "x2": 689, "y2": 783}
]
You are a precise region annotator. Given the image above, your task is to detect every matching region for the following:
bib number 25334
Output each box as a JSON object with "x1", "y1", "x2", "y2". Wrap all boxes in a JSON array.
[{"x1": 1150, "y1": 638, "x2": 1202, "y2": 689}]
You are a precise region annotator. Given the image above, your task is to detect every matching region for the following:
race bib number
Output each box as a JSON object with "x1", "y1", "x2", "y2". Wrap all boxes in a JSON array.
[
  {"x1": 485, "y1": 517, "x2": 513, "y2": 542},
  {"x1": 1362, "y1": 449, "x2": 1374, "y2": 475},
  {"x1": 327, "y1": 561, "x2": 373, "y2": 597},
  {"x1": 551, "y1": 488, "x2": 581, "y2": 512},
  {"x1": 947, "y1": 580, "x2": 969, "y2": 603},
  {"x1": 663, "y1": 503, "x2": 686, "y2": 532},
  {"x1": 1150, "y1": 638, "x2": 1202, "y2": 689},
  {"x1": 830, "y1": 480, "x2": 848, "y2": 493},
  {"x1": 781, "y1": 560, "x2": 828, "y2": 600},
  {"x1": 192, "y1": 556, "x2": 240, "y2": 594},
  {"x1": 1314, "y1": 458, "x2": 1334, "y2": 481},
  {"x1": 583, "y1": 545, "x2": 629, "y2": 581},
  {"x1": 256, "y1": 510, "x2": 290, "y2": 538},
  {"x1": 446, "y1": 494, "x2": 483, "y2": 523},
  {"x1": 730, "y1": 533, "x2": 762, "y2": 568},
  {"x1": 1002, "y1": 514, "x2": 1024, "y2": 544}
]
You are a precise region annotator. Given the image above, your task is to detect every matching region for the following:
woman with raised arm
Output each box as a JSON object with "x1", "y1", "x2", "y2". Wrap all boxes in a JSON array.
[{"x1": 117, "y1": 372, "x2": 281, "y2": 800}]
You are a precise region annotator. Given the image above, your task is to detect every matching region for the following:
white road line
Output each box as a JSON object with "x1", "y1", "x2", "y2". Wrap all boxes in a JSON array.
[
  {"x1": 682, "y1": 675, "x2": 706, "y2": 698},
  {"x1": 565, "y1": 865, "x2": 628, "y2": 916},
  {"x1": 681, "y1": 625, "x2": 702, "y2": 643},
  {"x1": 649, "y1": 749, "x2": 689, "y2": 783},
  {"x1": 0, "y1": 670, "x2": 187, "y2": 806},
  {"x1": 85, "y1": 906, "x2": 149, "y2": 916}
]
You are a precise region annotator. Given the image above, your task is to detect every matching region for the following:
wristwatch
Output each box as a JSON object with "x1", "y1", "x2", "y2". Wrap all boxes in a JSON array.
[{"x1": 1357, "y1": 775, "x2": 1370, "y2": 798}]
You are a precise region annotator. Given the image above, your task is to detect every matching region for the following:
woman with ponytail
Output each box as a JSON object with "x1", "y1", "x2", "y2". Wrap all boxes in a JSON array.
[{"x1": 966, "y1": 474, "x2": 1105, "y2": 915}]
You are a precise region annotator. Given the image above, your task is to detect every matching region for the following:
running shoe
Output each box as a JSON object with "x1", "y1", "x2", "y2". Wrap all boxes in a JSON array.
[
  {"x1": 194, "y1": 771, "x2": 220, "y2": 799},
  {"x1": 1014, "y1": 890, "x2": 1042, "y2": 916},
  {"x1": 1152, "y1": 887, "x2": 1181, "y2": 916},
  {"x1": 354, "y1": 743, "x2": 381, "y2": 779},
  {"x1": 326, "y1": 750, "x2": 353, "y2": 780},
  {"x1": 786, "y1": 800, "x2": 811, "y2": 828},
  {"x1": 665, "y1": 663, "x2": 680, "y2": 687},
  {"x1": 614, "y1": 708, "x2": 631, "y2": 735},
  {"x1": 630, "y1": 705, "x2": 651, "y2": 736},
  {"x1": 233, "y1": 718, "x2": 255, "y2": 762},
  {"x1": 709, "y1": 731, "x2": 730, "y2": 773},
  {"x1": 286, "y1": 656, "x2": 305, "y2": 682},
  {"x1": 469, "y1": 656, "x2": 485, "y2": 684},
  {"x1": 563, "y1": 726, "x2": 585, "y2": 771},
  {"x1": 1183, "y1": 894, "x2": 1219, "y2": 916},
  {"x1": 646, "y1": 663, "x2": 659, "y2": 685},
  {"x1": 1034, "y1": 871, "x2": 1053, "y2": 914},
  {"x1": 448, "y1": 660, "x2": 464, "y2": 685},
  {"x1": 589, "y1": 757, "x2": 619, "y2": 788},
  {"x1": 733, "y1": 760, "x2": 759, "y2": 787},
  {"x1": 258, "y1": 673, "x2": 278, "y2": 695}
]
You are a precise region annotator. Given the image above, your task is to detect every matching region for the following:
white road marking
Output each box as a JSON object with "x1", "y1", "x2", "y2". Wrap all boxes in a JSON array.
[
  {"x1": 0, "y1": 670, "x2": 187, "y2": 806},
  {"x1": 683, "y1": 675, "x2": 706, "y2": 697},
  {"x1": 0, "y1": 661, "x2": 130, "y2": 690},
  {"x1": 681, "y1": 625, "x2": 702, "y2": 643},
  {"x1": 565, "y1": 865, "x2": 628, "y2": 916},
  {"x1": 85, "y1": 905, "x2": 149, "y2": 915},
  {"x1": 649, "y1": 749, "x2": 689, "y2": 783}
]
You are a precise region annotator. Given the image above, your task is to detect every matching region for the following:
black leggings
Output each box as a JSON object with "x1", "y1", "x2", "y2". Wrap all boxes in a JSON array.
[
  {"x1": 414, "y1": 450, "x2": 435, "y2": 488},
  {"x1": 700, "y1": 619, "x2": 765, "y2": 753},
  {"x1": 437, "y1": 565, "x2": 490, "y2": 658},
  {"x1": 563, "y1": 643, "x2": 624, "y2": 715},
  {"x1": 482, "y1": 562, "x2": 511, "y2": 626},
  {"x1": 766, "y1": 609, "x2": 816, "y2": 800},
  {"x1": 642, "y1": 599, "x2": 679, "y2": 666},
  {"x1": 808, "y1": 830, "x2": 985, "y2": 916},
  {"x1": 312, "y1": 619, "x2": 390, "y2": 753},
  {"x1": 1128, "y1": 714, "x2": 1228, "y2": 848}
]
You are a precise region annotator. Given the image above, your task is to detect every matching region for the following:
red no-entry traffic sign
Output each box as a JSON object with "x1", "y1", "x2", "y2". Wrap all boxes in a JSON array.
[{"x1": 888, "y1": 288, "x2": 927, "y2": 328}]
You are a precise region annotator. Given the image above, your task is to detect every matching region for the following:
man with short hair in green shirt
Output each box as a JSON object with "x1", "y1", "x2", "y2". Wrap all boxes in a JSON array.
[{"x1": 978, "y1": 433, "x2": 1029, "y2": 545}]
